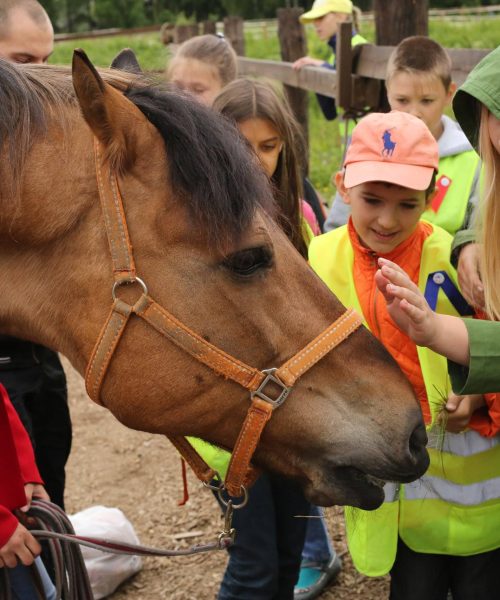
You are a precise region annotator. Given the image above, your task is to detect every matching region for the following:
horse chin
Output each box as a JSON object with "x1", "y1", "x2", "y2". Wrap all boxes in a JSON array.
[{"x1": 305, "y1": 466, "x2": 386, "y2": 510}]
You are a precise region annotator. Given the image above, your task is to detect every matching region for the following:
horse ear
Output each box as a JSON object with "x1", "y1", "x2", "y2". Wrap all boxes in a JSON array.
[
  {"x1": 110, "y1": 48, "x2": 142, "y2": 74},
  {"x1": 72, "y1": 48, "x2": 138, "y2": 172}
]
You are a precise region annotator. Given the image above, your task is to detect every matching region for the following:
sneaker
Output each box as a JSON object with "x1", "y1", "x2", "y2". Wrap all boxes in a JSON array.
[{"x1": 294, "y1": 554, "x2": 342, "y2": 600}]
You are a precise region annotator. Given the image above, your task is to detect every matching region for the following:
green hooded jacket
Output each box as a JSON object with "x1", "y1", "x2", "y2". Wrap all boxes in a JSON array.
[
  {"x1": 449, "y1": 45, "x2": 500, "y2": 396},
  {"x1": 453, "y1": 45, "x2": 500, "y2": 151}
]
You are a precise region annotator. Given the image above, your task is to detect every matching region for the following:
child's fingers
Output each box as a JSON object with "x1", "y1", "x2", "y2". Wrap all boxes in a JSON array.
[
  {"x1": 378, "y1": 258, "x2": 412, "y2": 279},
  {"x1": 446, "y1": 393, "x2": 462, "y2": 412},
  {"x1": 381, "y1": 264, "x2": 421, "y2": 295},
  {"x1": 399, "y1": 298, "x2": 427, "y2": 322},
  {"x1": 374, "y1": 269, "x2": 392, "y2": 297},
  {"x1": 387, "y1": 285, "x2": 428, "y2": 319}
]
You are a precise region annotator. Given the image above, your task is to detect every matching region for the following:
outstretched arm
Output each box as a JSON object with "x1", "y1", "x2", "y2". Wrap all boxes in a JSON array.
[{"x1": 375, "y1": 258, "x2": 470, "y2": 365}]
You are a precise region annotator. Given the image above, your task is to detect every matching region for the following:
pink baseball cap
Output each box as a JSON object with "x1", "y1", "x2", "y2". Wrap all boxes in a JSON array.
[{"x1": 344, "y1": 111, "x2": 439, "y2": 191}]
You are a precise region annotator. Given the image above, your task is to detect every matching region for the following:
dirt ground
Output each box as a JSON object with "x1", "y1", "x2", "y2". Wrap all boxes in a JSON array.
[{"x1": 63, "y1": 358, "x2": 389, "y2": 599}]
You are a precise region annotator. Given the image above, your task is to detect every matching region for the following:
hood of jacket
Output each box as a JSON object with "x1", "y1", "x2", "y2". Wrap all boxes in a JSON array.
[
  {"x1": 453, "y1": 45, "x2": 500, "y2": 150},
  {"x1": 438, "y1": 114, "x2": 474, "y2": 158}
]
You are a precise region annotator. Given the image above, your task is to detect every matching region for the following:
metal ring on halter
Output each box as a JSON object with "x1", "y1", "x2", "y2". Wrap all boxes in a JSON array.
[
  {"x1": 112, "y1": 276, "x2": 148, "y2": 301},
  {"x1": 203, "y1": 472, "x2": 224, "y2": 492},
  {"x1": 217, "y1": 485, "x2": 249, "y2": 509}
]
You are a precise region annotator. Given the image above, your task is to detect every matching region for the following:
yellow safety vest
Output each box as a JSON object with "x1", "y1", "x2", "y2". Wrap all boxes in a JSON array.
[
  {"x1": 309, "y1": 224, "x2": 500, "y2": 576},
  {"x1": 421, "y1": 150, "x2": 480, "y2": 236}
]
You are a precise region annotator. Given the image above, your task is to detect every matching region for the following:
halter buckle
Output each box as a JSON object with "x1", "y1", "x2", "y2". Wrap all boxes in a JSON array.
[{"x1": 251, "y1": 368, "x2": 291, "y2": 408}]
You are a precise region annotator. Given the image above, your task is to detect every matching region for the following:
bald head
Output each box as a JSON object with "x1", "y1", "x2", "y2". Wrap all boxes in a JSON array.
[{"x1": 0, "y1": 0, "x2": 53, "y2": 64}]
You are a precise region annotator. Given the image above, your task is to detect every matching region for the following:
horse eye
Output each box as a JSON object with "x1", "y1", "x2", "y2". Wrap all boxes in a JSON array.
[{"x1": 223, "y1": 246, "x2": 273, "y2": 279}]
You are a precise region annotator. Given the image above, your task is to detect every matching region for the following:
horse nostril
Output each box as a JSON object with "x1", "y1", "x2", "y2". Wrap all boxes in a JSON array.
[{"x1": 409, "y1": 423, "x2": 428, "y2": 459}]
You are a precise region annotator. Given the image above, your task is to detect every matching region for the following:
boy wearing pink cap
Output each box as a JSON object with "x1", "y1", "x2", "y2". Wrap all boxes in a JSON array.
[{"x1": 309, "y1": 111, "x2": 500, "y2": 599}]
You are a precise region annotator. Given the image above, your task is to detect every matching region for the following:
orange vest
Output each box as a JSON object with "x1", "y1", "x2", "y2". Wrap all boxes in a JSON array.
[{"x1": 348, "y1": 220, "x2": 433, "y2": 422}]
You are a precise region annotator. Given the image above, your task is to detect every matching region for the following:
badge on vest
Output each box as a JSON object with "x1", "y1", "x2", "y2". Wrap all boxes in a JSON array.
[
  {"x1": 430, "y1": 175, "x2": 452, "y2": 213},
  {"x1": 424, "y1": 270, "x2": 473, "y2": 316}
]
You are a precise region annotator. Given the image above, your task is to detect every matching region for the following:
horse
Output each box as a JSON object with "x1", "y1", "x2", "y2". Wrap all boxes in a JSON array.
[{"x1": 0, "y1": 51, "x2": 429, "y2": 510}]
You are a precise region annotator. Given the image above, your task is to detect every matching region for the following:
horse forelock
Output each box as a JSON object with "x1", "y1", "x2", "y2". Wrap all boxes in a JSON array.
[{"x1": 125, "y1": 86, "x2": 275, "y2": 245}]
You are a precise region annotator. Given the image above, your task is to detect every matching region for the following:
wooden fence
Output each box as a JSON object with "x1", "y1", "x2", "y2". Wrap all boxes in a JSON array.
[
  {"x1": 54, "y1": 12, "x2": 494, "y2": 148},
  {"x1": 240, "y1": 22, "x2": 490, "y2": 116}
]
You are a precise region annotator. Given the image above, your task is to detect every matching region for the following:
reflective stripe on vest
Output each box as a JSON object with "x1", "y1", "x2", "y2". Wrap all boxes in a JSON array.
[
  {"x1": 421, "y1": 151, "x2": 480, "y2": 236},
  {"x1": 309, "y1": 224, "x2": 500, "y2": 574}
]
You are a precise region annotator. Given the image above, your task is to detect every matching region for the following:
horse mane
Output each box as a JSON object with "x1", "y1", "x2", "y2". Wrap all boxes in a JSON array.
[{"x1": 0, "y1": 58, "x2": 274, "y2": 243}]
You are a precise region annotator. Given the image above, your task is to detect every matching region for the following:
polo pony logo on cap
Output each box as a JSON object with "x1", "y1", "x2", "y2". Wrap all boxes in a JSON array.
[{"x1": 381, "y1": 128, "x2": 397, "y2": 157}]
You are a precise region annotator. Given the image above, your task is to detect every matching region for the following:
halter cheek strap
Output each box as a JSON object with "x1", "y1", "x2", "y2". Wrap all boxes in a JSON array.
[{"x1": 86, "y1": 140, "x2": 362, "y2": 498}]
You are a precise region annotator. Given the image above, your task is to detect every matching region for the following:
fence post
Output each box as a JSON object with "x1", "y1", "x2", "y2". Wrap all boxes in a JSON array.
[
  {"x1": 277, "y1": 8, "x2": 309, "y2": 168},
  {"x1": 374, "y1": 0, "x2": 429, "y2": 45},
  {"x1": 223, "y1": 16, "x2": 245, "y2": 55},
  {"x1": 335, "y1": 22, "x2": 353, "y2": 113},
  {"x1": 174, "y1": 24, "x2": 199, "y2": 44},
  {"x1": 203, "y1": 20, "x2": 217, "y2": 35}
]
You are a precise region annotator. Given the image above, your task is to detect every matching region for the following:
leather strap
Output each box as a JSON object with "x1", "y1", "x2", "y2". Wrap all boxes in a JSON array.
[
  {"x1": 167, "y1": 435, "x2": 217, "y2": 484},
  {"x1": 85, "y1": 301, "x2": 132, "y2": 404},
  {"x1": 137, "y1": 297, "x2": 265, "y2": 391},
  {"x1": 87, "y1": 140, "x2": 363, "y2": 499},
  {"x1": 224, "y1": 398, "x2": 273, "y2": 496},
  {"x1": 94, "y1": 140, "x2": 136, "y2": 281},
  {"x1": 276, "y1": 308, "x2": 363, "y2": 386}
]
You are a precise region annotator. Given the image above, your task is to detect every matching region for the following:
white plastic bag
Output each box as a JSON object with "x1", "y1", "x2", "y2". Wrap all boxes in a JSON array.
[{"x1": 69, "y1": 506, "x2": 143, "y2": 599}]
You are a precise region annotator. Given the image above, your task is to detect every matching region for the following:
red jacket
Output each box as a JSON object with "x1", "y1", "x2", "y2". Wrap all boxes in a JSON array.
[{"x1": 0, "y1": 383, "x2": 43, "y2": 547}]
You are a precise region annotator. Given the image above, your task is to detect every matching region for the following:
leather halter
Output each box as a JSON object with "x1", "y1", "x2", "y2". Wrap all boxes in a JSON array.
[{"x1": 86, "y1": 140, "x2": 363, "y2": 497}]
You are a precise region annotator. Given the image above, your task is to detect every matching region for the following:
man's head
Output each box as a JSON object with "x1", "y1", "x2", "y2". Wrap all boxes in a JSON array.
[
  {"x1": 0, "y1": 0, "x2": 53, "y2": 64},
  {"x1": 336, "y1": 111, "x2": 438, "y2": 253},
  {"x1": 386, "y1": 36, "x2": 455, "y2": 140}
]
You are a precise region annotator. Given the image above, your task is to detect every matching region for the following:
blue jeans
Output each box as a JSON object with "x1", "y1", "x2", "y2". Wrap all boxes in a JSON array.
[
  {"x1": 301, "y1": 504, "x2": 333, "y2": 564},
  {"x1": 218, "y1": 473, "x2": 310, "y2": 600},
  {"x1": 9, "y1": 557, "x2": 57, "y2": 600}
]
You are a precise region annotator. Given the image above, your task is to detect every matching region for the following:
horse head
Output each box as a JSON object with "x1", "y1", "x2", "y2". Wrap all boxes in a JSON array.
[{"x1": 0, "y1": 52, "x2": 428, "y2": 509}]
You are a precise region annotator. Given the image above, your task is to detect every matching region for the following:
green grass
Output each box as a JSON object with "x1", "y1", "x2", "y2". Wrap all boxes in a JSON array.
[
  {"x1": 51, "y1": 17, "x2": 500, "y2": 199},
  {"x1": 51, "y1": 33, "x2": 170, "y2": 70}
]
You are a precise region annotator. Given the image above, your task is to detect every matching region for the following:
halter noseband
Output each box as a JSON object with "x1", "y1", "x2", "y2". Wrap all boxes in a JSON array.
[{"x1": 86, "y1": 140, "x2": 362, "y2": 497}]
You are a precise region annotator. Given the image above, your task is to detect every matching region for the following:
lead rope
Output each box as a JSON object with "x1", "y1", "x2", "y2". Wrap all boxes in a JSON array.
[{"x1": 0, "y1": 499, "x2": 238, "y2": 600}]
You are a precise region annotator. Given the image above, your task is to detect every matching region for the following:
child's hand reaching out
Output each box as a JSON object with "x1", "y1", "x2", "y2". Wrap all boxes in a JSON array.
[
  {"x1": 375, "y1": 258, "x2": 470, "y2": 366},
  {"x1": 445, "y1": 393, "x2": 485, "y2": 433},
  {"x1": 375, "y1": 258, "x2": 438, "y2": 346}
]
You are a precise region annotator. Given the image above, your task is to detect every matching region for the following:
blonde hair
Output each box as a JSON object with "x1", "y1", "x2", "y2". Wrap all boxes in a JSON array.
[
  {"x1": 166, "y1": 34, "x2": 237, "y2": 86},
  {"x1": 479, "y1": 105, "x2": 500, "y2": 319},
  {"x1": 333, "y1": 6, "x2": 362, "y2": 32},
  {"x1": 386, "y1": 36, "x2": 452, "y2": 91}
]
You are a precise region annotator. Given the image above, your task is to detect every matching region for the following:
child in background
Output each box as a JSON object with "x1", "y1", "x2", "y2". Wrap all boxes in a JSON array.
[
  {"x1": 0, "y1": 383, "x2": 56, "y2": 600},
  {"x1": 324, "y1": 36, "x2": 481, "y2": 233},
  {"x1": 166, "y1": 34, "x2": 237, "y2": 106},
  {"x1": 166, "y1": 35, "x2": 325, "y2": 231},
  {"x1": 293, "y1": 0, "x2": 366, "y2": 122},
  {"x1": 309, "y1": 110, "x2": 500, "y2": 600}
]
